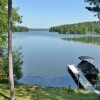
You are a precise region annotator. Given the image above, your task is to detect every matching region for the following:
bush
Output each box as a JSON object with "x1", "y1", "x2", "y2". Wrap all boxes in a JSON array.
[{"x1": 0, "y1": 47, "x2": 23, "y2": 82}]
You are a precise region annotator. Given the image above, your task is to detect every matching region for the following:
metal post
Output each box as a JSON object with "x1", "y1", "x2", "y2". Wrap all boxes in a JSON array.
[{"x1": 77, "y1": 74, "x2": 80, "y2": 93}]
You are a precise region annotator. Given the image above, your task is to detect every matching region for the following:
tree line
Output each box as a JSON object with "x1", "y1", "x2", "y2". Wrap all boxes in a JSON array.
[
  {"x1": 49, "y1": 21, "x2": 100, "y2": 34},
  {"x1": 13, "y1": 26, "x2": 29, "y2": 32}
]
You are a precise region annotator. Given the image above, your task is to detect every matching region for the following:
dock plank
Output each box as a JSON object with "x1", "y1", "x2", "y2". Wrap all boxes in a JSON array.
[{"x1": 68, "y1": 65, "x2": 95, "y2": 90}]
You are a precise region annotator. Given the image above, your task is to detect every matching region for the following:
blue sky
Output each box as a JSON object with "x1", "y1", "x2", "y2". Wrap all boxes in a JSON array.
[{"x1": 13, "y1": 0, "x2": 98, "y2": 28}]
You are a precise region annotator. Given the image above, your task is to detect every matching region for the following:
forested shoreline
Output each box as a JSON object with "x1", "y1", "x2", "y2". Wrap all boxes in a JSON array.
[
  {"x1": 49, "y1": 21, "x2": 100, "y2": 34},
  {"x1": 29, "y1": 28, "x2": 48, "y2": 31},
  {"x1": 13, "y1": 26, "x2": 29, "y2": 32}
]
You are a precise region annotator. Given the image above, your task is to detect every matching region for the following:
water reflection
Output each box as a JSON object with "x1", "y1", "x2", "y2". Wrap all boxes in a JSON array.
[
  {"x1": 19, "y1": 75, "x2": 77, "y2": 87},
  {"x1": 13, "y1": 31, "x2": 100, "y2": 87},
  {"x1": 61, "y1": 36, "x2": 100, "y2": 45}
]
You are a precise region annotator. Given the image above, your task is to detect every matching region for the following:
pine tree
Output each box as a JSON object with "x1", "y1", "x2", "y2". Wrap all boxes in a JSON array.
[{"x1": 85, "y1": 0, "x2": 100, "y2": 19}]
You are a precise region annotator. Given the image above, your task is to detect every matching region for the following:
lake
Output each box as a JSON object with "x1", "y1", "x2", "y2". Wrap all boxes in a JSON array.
[{"x1": 13, "y1": 31, "x2": 100, "y2": 88}]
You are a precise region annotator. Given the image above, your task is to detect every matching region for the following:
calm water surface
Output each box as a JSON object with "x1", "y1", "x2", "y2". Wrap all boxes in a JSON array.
[{"x1": 13, "y1": 31, "x2": 100, "y2": 87}]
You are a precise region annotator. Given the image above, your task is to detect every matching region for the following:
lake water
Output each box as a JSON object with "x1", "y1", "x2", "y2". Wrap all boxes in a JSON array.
[{"x1": 13, "y1": 31, "x2": 100, "y2": 88}]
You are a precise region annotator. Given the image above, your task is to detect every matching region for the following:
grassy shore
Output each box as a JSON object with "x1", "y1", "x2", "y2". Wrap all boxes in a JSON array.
[{"x1": 0, "y1": 84, "x2": 99, "y2": 100}]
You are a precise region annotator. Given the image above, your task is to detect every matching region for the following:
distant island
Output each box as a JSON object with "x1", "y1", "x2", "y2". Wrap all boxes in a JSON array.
[
  {"x1": 13, "y1": 27, "x2": 49, "y2": 32},
  {"x1": 29, "y1": 28, "x2": 49, "y2": 31},
  {"x1": 49, "y1": 21, "x2": 100, "y2": 34}
]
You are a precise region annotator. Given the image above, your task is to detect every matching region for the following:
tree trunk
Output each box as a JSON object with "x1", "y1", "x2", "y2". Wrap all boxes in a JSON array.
[{"x1": 8, "y1": 0, "x2": 15, "y2": 100}]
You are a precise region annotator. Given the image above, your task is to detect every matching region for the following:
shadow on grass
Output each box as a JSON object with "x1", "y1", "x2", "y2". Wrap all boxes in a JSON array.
[
  {"x1": 0, "y1": 92, "x2": 10, "y2": 100},
  {"x1": 29, "y1": 87, "x2": 100, "y2": 100}
]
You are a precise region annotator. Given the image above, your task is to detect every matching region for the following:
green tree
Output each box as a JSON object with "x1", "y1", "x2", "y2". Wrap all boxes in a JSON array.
[
  {"x1": 13, "y1": 26, "x2": 29, "y2": 32},
  {"x1": 12, "y1": 48, "x2": 23, "y2": 80},
  {"x1": 0, "y1": 1, "x2": 23, "y2": 99},
  {"x1": 49, "y1": 21, "x2": 100, "y2": 34},
  {"x1": 0, "y1": 0, "x2": 22, "y2": 36},
  {"x1": 0, "y1": 48, "x2": 23, "y2": 81},
  {"x1": 8, "y1": 0, "x2": 15, "y2": 99},
  {"x1": 85, "y1": 0, "x2": 100, "y2": 19}
]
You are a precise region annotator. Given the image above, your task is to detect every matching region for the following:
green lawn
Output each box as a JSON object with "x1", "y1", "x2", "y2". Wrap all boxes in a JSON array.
[{"x1": 0, "y1": 84, "x2": 100, "y2": 100}]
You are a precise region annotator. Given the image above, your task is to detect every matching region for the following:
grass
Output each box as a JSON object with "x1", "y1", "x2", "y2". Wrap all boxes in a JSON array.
[{"x1": 0, "y1": 83, "x2": 100, "y2": 100}]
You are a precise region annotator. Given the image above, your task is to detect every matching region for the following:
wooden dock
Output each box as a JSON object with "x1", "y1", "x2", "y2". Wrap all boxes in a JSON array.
[{"x1": 68, "y1": 65, "x2": 100, "y2": 94}]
